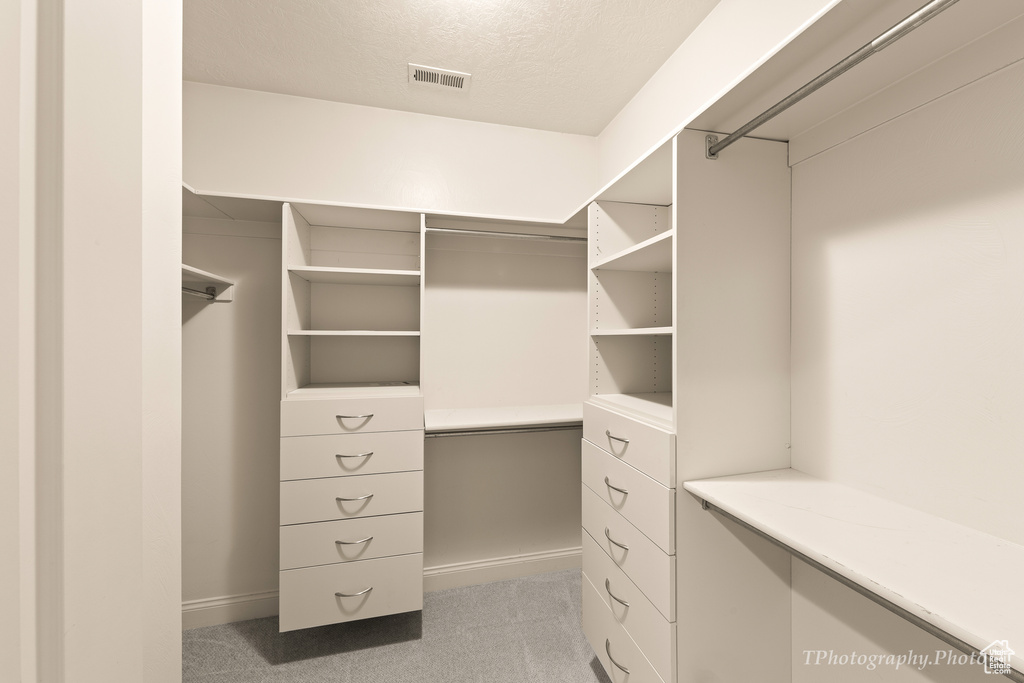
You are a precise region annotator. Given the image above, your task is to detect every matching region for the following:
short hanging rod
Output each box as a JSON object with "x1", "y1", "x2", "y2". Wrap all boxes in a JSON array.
[
  {"x1": 706, "y1": 0, "x2": 960, "y2": 159},
  {"x1": 182, "y1": 286, "x2": 216, "y2": 301}
]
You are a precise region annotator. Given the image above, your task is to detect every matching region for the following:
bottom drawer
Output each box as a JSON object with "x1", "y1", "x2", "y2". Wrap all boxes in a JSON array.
[
  {"x1": 279, "y1": 553, "x2": 423, "y2": 632},
  {"x1": 583, "y1": 573, "x2": 666, "y2": 683}
]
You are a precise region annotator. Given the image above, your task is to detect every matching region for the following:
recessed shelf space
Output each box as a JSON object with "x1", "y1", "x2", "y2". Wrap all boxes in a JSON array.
[
  {"x1": 684, "y1": 468, "x2": 1024, "y2": 676},
  {"x1": 288, "y1": 266, "x2": 420, "y2": 287},
  {"x1": 591, "y1": 230, "x2": 673, "y2": 272},
  {"x1": 589, "y1": 201, "x2": 669, "y2": 268},
  {"x1": 181, "y1": 264, "x2": 235, "y2": 302}
]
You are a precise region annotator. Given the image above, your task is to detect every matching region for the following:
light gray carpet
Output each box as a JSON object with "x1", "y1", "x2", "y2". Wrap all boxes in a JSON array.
[{"x1": 183, "y1": 568, "x2": 612, "y2": 683}]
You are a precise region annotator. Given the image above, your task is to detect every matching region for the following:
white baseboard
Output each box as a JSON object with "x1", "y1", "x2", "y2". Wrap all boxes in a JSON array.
[
  {"x1": 423, "y1": 546, "x2": 581, "y2": 592},
  {"x1": 182, "y1": 590, "x2": 279, "y2": 630},
  {"x1": 182, "y1": 548, "x2": 582, "y2": 629}
]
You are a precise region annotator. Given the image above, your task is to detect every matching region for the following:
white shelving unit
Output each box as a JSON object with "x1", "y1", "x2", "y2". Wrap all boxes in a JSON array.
[
  {"x1": 684, "y1": 468, "x2": 1024, "y2": 675},
  {"x1": 181, "y1": 264, "x2": 235, "y2": 302}
]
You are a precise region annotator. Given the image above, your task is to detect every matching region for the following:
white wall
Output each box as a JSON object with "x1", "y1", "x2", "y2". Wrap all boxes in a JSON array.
[
  {"x1": 790, "y1": 55, "x2": 1024, "y2": 683},
  {"x1": 181, "y1": 217, "x2": 283, "y2": 629},
  {"x1": 184, "y1": 82, "x2": 598, "y2": 222}
]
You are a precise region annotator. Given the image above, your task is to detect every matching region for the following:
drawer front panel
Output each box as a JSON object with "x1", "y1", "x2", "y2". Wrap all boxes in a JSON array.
[
  {"x1": 583, "y1": 403, "x2": 674, "y2": 486},
  {"x1": 281, "y1": 396, "x2": 423, "y2": 436},
  {"x1": 280, "y1": 471, "x2": 423, "y2": 525},
  {"x1": 280, "y1": 431, "x2": 424, "y2": 481},
  {"x1": 582, "y1": 439, "x2": 675, "y2": 554},
  {"x1": 280, "y1": 512, "x2": 424, "y2": 570},
  {"x1": 278, "y1": 553, "x2": 423, "y2": 632},
  {"x1": 582, "y1": 484, "x2": 675, "y2": 621},
  {"x1": 582, "y1": 573, "x2": 666, "y2": 683},
  {"x1": 583, "y1": 533, "x2": 676, "y2": 683}
]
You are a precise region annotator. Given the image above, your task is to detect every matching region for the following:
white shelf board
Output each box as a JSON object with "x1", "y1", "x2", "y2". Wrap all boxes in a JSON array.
[
  {"x1": 181, "y1": 264, "x2": 235, "y2": 302},
  {"x1": 288, "y1": 266, "x2": 420, "y2": 286},
  {"x1": 591, "y1": 231, "x2": 673, "y2": 272},
  {"x1": 591, "y1": 327, "x2": 673, "y2": 337},
  {"x1": 588, "y1": 392, "x2": 673, "y2": 430},
  {"x1": 684, "y1": 468, "x2": 1024, "y2": 675},
  {"x1": 424, "y1": 403, "x2": 583, "y2": 434},
  {"x1": 285, "y1": 382, "x2": 421, "y2": 400},
  {"x1": 287, "y1": 330, "x2": 421, "y2": 337}
]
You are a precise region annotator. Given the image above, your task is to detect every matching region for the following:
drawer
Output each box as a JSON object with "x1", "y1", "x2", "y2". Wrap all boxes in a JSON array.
[
  {"x1": 280, "y1": 471, "x2": 423, "y2": 525},
  {"x1": 278, "y1": 553, "x2": 423, "y2": 632},
  {"x1": 583, "y1": 533, "x2": 676, "y2": 683},
  {"x1": 582, "y1": 573, "x2": 666, "y2": 683},
  {"x1": 281, "y1": 396, "x2": 423, "y2": 436},
  {"x1": 582, "y1": 484, "x2": 675, "y2": 621},
  {"x1": 280, "y1": 431, "x2": 423, "y2": 481},
  {"x1": 583, "y1": 402, "x2": 675, "y2": 487},
  {"x1": 280, "y1": 512, "x2": 424, "y2": 570},
  {"x1": 582, "y1": 439, "x2": 675, "y2": 554}
]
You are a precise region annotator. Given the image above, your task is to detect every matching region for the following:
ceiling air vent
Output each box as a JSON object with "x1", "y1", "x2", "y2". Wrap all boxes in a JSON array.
[{"x1": 408, "y1": 64, "x2": 471, "y2": 91}]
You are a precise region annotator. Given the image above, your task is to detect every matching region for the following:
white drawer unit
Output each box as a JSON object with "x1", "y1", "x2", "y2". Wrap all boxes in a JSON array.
[
  {"x1": 582, "y1": 484, "x2": 675, "y2": 621},
  {"x1": 280, "y1": 430, "x2": 424, "y2": 480},
  {"x1": 280, "y1": 395, "x2": 424, "y2": 436},
  {"x1": 278, "y1": 553, "x2": 424, "y2": 632},
  {"x1": 582, "y1": 439, "x2": 675, "y2": 554},
  {"x1": 280, "y1": 512, "x2": 424, "y2": 570},
  {"x1": 583, "y1": 532, "x2": 676, "y2": 683},
  {"x1": 583, "y1": 402, "x2": 675, "y2": 487},
  {"x1": 582, "y1": 572, "x2": 666, "y2": 683},
  {"x1": 280, "y1": 470, "x2": 424, "y2": 525}
]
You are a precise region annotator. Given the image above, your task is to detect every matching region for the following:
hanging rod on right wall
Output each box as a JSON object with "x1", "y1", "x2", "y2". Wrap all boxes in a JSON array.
[{"x1": 706, "y1": 0, "x2": 960, "y2": 160}]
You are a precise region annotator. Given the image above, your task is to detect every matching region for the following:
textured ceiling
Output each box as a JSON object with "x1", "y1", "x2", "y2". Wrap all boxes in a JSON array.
[{"x1": 184, "y1": 0, "x2": 722, "y2": 135}]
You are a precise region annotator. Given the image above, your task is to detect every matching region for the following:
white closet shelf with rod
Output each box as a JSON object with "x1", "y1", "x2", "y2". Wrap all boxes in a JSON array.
[
  {"x1": 181, "y1": 264, "x2": 235, "y2": 302},
  {"x1": 288, "y1": 265, "x2": 420, "y2": 287},
  {"x1": 424, "y1": 404, "x2": 583, "y2": 438},
  {"x1": 684, "y1": 469, "x2": 1024, "y2": 680}
]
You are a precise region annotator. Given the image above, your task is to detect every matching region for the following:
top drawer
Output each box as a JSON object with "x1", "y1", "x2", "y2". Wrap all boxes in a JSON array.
[
  {"x1": 281, "y1": 396, "x2": 424, "y2": 436},
  {"x1": 583, "y1": 402, "x2": 675, "y2": 487}
]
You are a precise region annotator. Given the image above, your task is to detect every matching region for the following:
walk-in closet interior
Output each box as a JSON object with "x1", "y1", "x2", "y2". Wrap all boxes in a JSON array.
[{"x1": 174, "y1": 0, "x2": 1023, "y2": 681}]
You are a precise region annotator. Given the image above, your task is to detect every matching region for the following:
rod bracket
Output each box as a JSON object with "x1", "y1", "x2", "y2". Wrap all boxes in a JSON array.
[
  {"x1": 705, "y1": 135, "x2": 719, "y2": 160},
  {"x1": 701, "y1": 498, "x2": 710, "y2": 511}
]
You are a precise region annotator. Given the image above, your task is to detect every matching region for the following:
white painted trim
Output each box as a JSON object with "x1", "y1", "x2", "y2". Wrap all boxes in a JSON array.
[
  {"x1": 423, "y1": 546, "x2": 582, "y2": 592},
  {"x1": 181, "y1": 590, "x2": 279, "y2": 631}
]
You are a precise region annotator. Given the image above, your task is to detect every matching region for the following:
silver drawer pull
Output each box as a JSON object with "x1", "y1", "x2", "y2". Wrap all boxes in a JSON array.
[
  {"x1": 335, "y1": 535, "x2": 373, "y2": 546},
  {"x1": 605, "y1": 430, "x2": 629, "y2": 445},
  {"x1": 604, "y1": 476, "x2": 629, "y2": 496},
  {"x1": 336, "y1": 451, "x2": 373, "y2": 459},
  {"x1": 337, "y1": 413, "x2": 374, "y2": 420},
  {"x1": 605, "y1": 639, "x2": 630, "y2": 674},
  {"x1": 604, "y1": 578, "x2": 630, "y2": 608},
  {"x1": 335, "y1": 586, "x2": 373, "y2": 598},
  {"x1": 336, "y1": 493, "x2": 374, "y2": 502},
  {"x1": 604, "y1": 527, "x2": 629, "y2": 551}
]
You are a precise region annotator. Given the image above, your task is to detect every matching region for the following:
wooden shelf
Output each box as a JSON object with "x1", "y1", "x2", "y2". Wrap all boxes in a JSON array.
[
  {"x1": 285, "y1": 382, "x2": 421, "y2": 400},
  {"x1": 591, "y1": 327, "x2": 672, "y2": 337},
  {"x1": 181, "y1": 264, "x2": 235, "y2": 302},
  {"x1": 287, "y1": 330, "x2": 420, "y2": 337},
  {"x1": 683, "y1": 468, "x2": 1024, "y2": 676},
  {"x1": 591, "y1": 231, "x2": 672, "y2": 272},
  {"x1": 288, "y1": 266, "x2": 420, "y2": 286},
  {"x1": 424, "y1": 403, "x2": 583, "y2": 434},
  {"x1": 588, "y1": 392, "x2": 672, "y2": 430}
]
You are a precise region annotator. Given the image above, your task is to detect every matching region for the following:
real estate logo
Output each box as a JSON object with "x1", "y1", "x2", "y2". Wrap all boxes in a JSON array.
[{"x1": 980, "y1": 640, "x2": 1014, "y2": 676}]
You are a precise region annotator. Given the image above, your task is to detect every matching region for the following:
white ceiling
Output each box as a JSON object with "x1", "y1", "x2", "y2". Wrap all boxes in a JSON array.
[{"x1": 183, "y1": 0, "x2": 721, "y2": 136}]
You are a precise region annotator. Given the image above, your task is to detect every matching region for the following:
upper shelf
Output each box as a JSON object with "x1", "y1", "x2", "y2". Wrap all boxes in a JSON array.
[
  {"x1": 424, "y1": 403, "x2": 583, "y2": 435},
  {"x1": 591, "y1": 231, "x2": 673, "y2": 272},
  {"x1": 683, "y1": 468, "x2": 1024, "y2": 677},
  {"x1": 181, "y1": 264, "x2": 235, "y2": 302},
  {"x1": 288, "y1": 266, "x2": 420, "y2": 287}
]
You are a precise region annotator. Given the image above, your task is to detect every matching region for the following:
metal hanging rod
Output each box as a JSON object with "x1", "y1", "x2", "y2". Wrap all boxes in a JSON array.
[
  {"x1": 706, "y1": 0, "x2": 960, "y2": 159},
  {"x1": 425, "y1": 423, "x2": 582, "y2": 439},
  {"x1": 425, "y1": 227, "x2": 586, "y2": 242},
  {"x1": 182, "y1": 286, "x2": 216, "y2": 301}
]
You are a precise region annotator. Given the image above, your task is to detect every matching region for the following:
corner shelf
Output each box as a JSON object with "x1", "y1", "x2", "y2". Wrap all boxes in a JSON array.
[
  {"x1": 591, "y1": 231, "x2": 673, "y2": 272},
  {"x1": 288, "y1": 266, "x2": 420, "y2": 287},
  {"x1": 683, "y1": 468, "x2": 1024, "y2": 677},
  {"x1": 181, "y1": 264, "x2": 235, "y2": 302}
]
